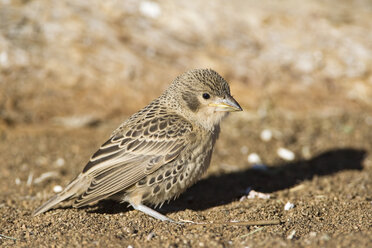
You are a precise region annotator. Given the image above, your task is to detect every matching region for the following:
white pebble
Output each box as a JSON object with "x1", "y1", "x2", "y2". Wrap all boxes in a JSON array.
[
  {"x1": 247, "y1": 190, "x2": 271, "y2": 199},
  {"x1": 0, "y1": 51, "x2": 8, "y2": 67},
  {"x1": 248, "y1": 153, "x2": 261, "y2": 164},
  {"x1": 321, "y1": 234, "x2": 330, "y2": 241},
  {"x1": 239, "y1": 195, "x2": 247, "y2": 202},
  {"x1": 146, "y1": 232, "x2": 155, "y2": 241},
  {"x1": 284, "y1": 201, "x2": 295, "y2": 211},
  {"x1": 301, "y1": 146, "x2": 311, "y2": 159},
  {"x1": 287, "y1": 230, "x2": 296, "y2": 240},
  {"x1": 277, "y1": 148, "x2": 295, "y2": 161},
  {"x1": 260, "y1": 129, "x2": 272, "y2": 141},
  {"x1": 15, "y1": 178, "x2": 21, "y2": 185},
  {"x1": 55, "y1": 158, "x2": 65, "y2": 167},
  {"x1": 139, "y1": 1, "x2": 161, "y2": 19},
  {"x1": 127, "y1": 246, "x2": 133, "y2": 248},
  {"x1": 26, "y1": 172, "x2": 33, "y2": 186},
  {"x1": 53, "y1": 185, "x2": 63, "y2": 193}
]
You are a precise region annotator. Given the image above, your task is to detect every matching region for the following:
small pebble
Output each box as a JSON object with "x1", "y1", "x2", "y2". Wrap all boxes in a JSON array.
[
  {"x1": 321, "y1": 234, "x2": 330, "y2": 241},
  {"x1": 15, "y1": 178, "x2": 21, "y2": 185},
  {"x1": 0, "y1": 51, "x2": 8, "y2": 66},
  {"x1": 26, "y1": 172, "x2": 33, "y2": 186},
  {"x1": 53, "y1": 185, "x2": 63, "y2": 193},
  {"x1": 277, "y1": 148, "x2": 295, "y2": 161},
  {"x1": 146, "y1": 232, "x2": 155, "y2": 241},
  {"x1": 284, "y1": 201, "x2": 295, "y2": 210},
  {"x1": 139, "y1": 1, "x2": 161, "y2": 19},
  {"x1": 287, "y1": 230, "x2": 296, "y2": 240},
  {"x1": 248, "y1": 153, "x2": 261, "y2": 164},
  {"x1": 55, "y1": 158, "x2": 65, "y2": 167},
  {"x1": 301, "y1": 146, "x2": 311, "y2": 159},
  {"x1": 247, "y1": 190, "x2": 271, "y2": 199},
  {"x1": 260, "y1": 129, "x2": 272, "y2": 141}
]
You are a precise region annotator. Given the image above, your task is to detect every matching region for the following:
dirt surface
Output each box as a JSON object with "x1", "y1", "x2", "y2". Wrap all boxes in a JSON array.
[{"x1": 1, "y1": 0, "x2": 372, "y2": 247}]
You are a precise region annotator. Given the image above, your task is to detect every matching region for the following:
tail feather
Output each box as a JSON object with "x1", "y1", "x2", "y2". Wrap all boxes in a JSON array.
[
  {"x1": 33, "y1": 194, "x2": 69, "y2": 216},
  {"x1": 33, "y1": 174, "x2": 88, "y2": 216}
]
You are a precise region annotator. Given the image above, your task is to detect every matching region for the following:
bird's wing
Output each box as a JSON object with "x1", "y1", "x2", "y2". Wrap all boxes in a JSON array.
[{"x1": 73, "y1": 113, "x2": 193, "y2": 207}]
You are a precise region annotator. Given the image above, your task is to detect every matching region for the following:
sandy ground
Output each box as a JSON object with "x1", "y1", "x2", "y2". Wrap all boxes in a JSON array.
[
  {"x1": 1, "y1": 111, "x2": 371, "y2": 247},
  {"x1": 1, "y1": 0, "x2": 372, "y2": 247}
]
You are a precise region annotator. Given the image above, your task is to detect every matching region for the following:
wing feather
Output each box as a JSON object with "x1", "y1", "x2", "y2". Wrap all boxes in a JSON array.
[{"x1": 74, "y1": 112, "x2": 193, "y2": 207}]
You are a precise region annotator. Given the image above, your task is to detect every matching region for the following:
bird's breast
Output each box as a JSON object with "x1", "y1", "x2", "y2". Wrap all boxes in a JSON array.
[{"x1": 131, "y1": 131, "x2": 218, "y2": 206}]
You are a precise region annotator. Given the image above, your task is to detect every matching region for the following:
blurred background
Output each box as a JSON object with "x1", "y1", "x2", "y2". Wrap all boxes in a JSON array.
[{"x1": 1, "y1": 0, "x2": 371, "y2": 125}]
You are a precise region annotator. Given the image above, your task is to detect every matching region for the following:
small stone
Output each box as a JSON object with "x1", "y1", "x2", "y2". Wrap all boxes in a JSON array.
[
  {"x1": 139, "y1": 1, "x2": 161, "y2": 19},
  {"x1": 277, "y1": 148, "x2": 295, "y2": 161},
  {"x1": 301, "y1": 146, "x2": 311, "y2": 159},
  {"x1": 0, "y1": 51, "x2": 8, "y2": 67},
  {"x1": 247, "y1": 190, "x2": 270, "y2": 199},
  {"x1": 26, "y1": 172, "x2": 33, "y2": 186},
  {"x1": 15, "y1": 178, "x2": 21, "y2": 185},
  {"x1": 248, "y1": 153, "x2": 261, "y2": 164},
  {"x1": 321, "y1": 234, "x2": 330, "y2": 241},
  {"x1": 284, "y1": 202, "x2": 295, "y2": 211},
  {"x1": 146, "y1": 232, "x2": 155, "y2": 241},
  {"x1": 260, "y1": 129, "x2": 272, "y2": 141},
  {"x1": 287, "y1": 230, "x2": 296, "y2": 240},
  {"x1": 53, "y1": 185, "x2": 63, "y2": 193},
  {"x1": 55, "y1": 158, "x2": 65, "y2": 167},
  {"x1": 239, "y1": 196, "x2": 247, "y2": 202}
]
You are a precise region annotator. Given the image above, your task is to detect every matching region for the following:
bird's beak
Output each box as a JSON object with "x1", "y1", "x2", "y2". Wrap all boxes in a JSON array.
[{"x1": 208, "y1": 95, "x2": 243, "y2": 112}]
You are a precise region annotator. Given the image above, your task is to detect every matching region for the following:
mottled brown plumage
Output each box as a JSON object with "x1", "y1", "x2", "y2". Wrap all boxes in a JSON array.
[{"x1": 33, "y1": 69, "x2": 242, "y2": 222}]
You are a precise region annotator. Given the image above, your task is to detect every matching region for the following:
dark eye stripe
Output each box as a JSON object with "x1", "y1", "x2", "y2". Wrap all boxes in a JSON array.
[{"x1": 181, "y1": 91, "x2": 200, "y2": 112}]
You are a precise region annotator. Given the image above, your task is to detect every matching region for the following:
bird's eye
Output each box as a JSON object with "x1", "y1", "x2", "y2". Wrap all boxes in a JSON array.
[{"x1": 202, "y1": 93, "x2": 210, "y2": 99}]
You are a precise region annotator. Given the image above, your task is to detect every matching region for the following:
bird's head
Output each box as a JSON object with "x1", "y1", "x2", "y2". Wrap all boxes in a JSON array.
[{"x1": 165, "y1": 69, "x2": 242, "y2": 131}]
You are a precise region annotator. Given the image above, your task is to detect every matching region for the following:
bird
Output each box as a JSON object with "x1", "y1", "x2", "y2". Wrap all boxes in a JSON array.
[{"x1": 33, "y1": 68, "x2": 242, "y2": 223}]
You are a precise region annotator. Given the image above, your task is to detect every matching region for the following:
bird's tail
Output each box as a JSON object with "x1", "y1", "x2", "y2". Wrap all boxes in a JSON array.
[{"x1": 33, "y1": 174, "x2": 88, "y2": 216}]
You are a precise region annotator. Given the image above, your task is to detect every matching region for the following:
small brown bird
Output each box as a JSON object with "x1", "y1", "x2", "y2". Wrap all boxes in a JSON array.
[{"x1": 33, "y1": 69, "x2": 242, "y2": 222}]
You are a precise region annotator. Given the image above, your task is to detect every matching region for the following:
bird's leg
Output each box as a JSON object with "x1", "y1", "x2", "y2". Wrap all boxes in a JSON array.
[{"x1": 130, "y1": 202, "x2": 180, "y2": 223}]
